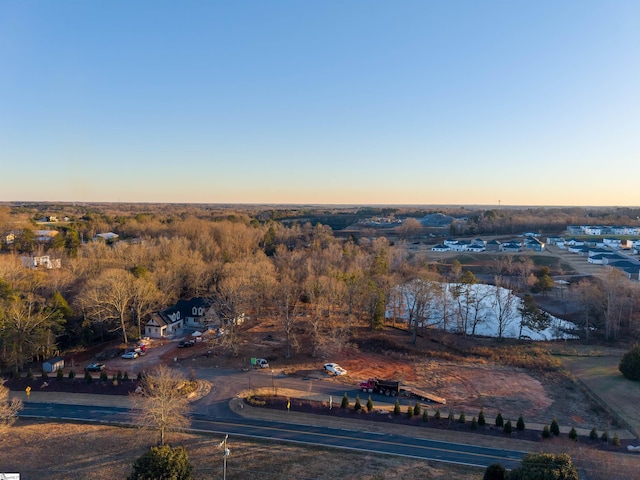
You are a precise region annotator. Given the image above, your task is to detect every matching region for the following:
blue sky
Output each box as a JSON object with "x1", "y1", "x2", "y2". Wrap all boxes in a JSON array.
[{"x1": 1, "y1": 1, "x2": 638, "y2": 206}]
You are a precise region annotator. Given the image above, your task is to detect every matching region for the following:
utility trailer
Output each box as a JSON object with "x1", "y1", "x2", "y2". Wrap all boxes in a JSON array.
[{"x1": 400, "y1": 387, "x2": 447, "y2": 405}]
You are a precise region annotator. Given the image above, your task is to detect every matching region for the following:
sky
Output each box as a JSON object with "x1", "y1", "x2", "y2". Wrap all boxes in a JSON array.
[{"x1": 1, "y1": 1, "x2": 639, "y2": 206}]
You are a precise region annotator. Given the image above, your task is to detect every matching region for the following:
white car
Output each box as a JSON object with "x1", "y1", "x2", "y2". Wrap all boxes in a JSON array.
[
  {"x1": 122, "y1": 351, "x2": 139, "y2": 359},
  {"x1": 324, "y1": 363, "x2": 347, "y2": 376}
]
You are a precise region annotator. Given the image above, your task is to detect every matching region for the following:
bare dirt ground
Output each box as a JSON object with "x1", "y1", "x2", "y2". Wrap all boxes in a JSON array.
[{"x1": 0, "y1": 420, "x2": 480, "y2": 480}]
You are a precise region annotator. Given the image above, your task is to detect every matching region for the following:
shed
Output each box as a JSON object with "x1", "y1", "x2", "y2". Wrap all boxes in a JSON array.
[{"x1": 43, "y1": 356, "x2": 65, "y2": 373}]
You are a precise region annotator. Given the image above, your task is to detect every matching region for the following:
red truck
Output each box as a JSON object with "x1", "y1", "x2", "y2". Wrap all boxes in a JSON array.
[{"x1": 359, "y1": 378, "x2": 401, "y2": 396}]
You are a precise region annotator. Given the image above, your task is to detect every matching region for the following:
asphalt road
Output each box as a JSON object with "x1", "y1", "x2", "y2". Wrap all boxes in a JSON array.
[{"x1": 20, "y1": 400, "x2": 525, "y2": 469}]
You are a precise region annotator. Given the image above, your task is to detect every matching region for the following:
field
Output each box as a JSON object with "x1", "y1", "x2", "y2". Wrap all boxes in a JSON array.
[
  {"x1": 557, "y1": 346, "x2": 640, "y2": 438},
  {"x1": 0, "y1": 420, "x2": 480, "y2": 480}
]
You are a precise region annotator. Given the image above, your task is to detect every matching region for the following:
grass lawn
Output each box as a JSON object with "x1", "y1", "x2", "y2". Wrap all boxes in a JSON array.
[{"x1": 559, "y1": 351, "x2": 640, "y2": 437}]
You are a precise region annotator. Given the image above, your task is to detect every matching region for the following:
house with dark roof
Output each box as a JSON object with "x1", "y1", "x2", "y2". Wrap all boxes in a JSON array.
[
  {"x1": 501, "y1": 242, "x2": 522, "y2": 253},
  {"x1": 486, "y1": 239, "x2": 502, "y2": 252},
  {"x1": 525, "y1": 237, "x2": 545, "y2": 252},
  {"x1": 431, "y1": 244, "x2": 450, "y2": 252},
  {"x1": 145, "y1": 297, "x2": 218, "y2": 338}
]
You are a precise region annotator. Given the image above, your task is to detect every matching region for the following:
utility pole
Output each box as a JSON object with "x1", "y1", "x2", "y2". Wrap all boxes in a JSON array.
[{"x1": 218, "y1": 434, "x2": 230, "y2": 480}]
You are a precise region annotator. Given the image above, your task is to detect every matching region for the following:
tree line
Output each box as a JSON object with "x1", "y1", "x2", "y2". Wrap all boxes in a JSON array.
[{"x1": 1, "y1": 205, "x2": 639, "y2": 372}]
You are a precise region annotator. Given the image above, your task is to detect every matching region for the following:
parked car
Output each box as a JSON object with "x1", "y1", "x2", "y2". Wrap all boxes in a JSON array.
[
  {"x1": 178, "y1": 340, "x2": 195, "y2": 348},
  {"x1": 122, "y1": 351, "x2": 139, "y2": 359},
  {"x1": 324, "y1": 363, "x2": 347, "y2": 376},
  {"x1": 85, "y1": 363, "x2": 105, "y2": 372}
]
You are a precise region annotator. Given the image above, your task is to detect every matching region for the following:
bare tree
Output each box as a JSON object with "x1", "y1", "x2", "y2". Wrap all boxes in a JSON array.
[
  {"x1": 492, "y1": 276, "x2": 517, "y2": 339},
  {"x1": 78, "y1": 268, "x2": 137, "y2": 343},
  {"x1": 0, "y1": 380, "x2": 22, "y2": 433},
  {"x1": 131, "y1": 365, "x2": 191, "y2": 446}
]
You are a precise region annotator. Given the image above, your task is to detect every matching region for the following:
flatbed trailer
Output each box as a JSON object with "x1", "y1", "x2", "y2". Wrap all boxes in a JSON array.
[{"x1": 401, "y1": 387, "x2": 447, "y2": 405}]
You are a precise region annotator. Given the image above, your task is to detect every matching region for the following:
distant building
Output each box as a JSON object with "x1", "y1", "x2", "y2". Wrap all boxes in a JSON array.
[{"x1": 21, "y1": 255, "x2": 61, "y2": 269}]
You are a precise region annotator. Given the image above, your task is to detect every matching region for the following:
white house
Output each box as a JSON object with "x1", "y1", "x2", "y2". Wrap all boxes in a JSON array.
[
  {"x1": 145, "y1": 297, "x2": 218, "y2": 338},
  {"x1": 431, "y1": 244, "x2": 450, "y2": 252},
  {"x1": 21, "y1": 255, "x2": 61, "y2": 269}
]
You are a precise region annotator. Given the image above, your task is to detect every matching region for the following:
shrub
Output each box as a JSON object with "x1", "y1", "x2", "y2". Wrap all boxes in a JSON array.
[
  {"x1": 247, "y1": 396, "x2": 265, "y2": 407},
  {"x1": 413, "y1": 402, "x2": 421, "y2": 416},
  {"x1": 516, "y1": 415, "x2": 525, "y2": 431},
  {"x1": 448, "y1": 411, "x2": 455, "y2": 423},
  {"x1": 458, "y1": 412, "x2": 466, "y2": 423},
  {"x1": 366, "y1": 396, "x2": 373, "y2": 412},
  {"x1": 471, "y1": 416, "x2": 478, "y2": 430},
  {"x1": 113, "y1": 379, "x2": 118, "y2": 387},
  {"x1": 483, "y1": 462, "x2": 506, "y2": 480},
  {"x1": 117, "y1": 371, "x2": 123, "y2": 381},
  {"x1": 137, "y1": 372, "x2": 143, "y2": 381},
  {"x1": 100, "y1": 371, "x2": 108, "y2": 382},
  {"x1": 550, "y1": 418, "x2": 560, "y2": 436},
  {"x1": 406, "y1": 405, "x2": 414, "y2": 419},
  {"x1": 495, "y1": 412, "x2": 504, "y2": 428},
  {"x1": 123, "y1": 372, "x2": 129, "y2": 381},
  {"x1": 85, "y1": 370, "x2": 93, "y2": 383},
  {"x1": 434, "y1": 408, "x2": 441, "y2": 420},
  {"x1": 478, "y1": 409, "x2": 486, "y2": 426},
  {"x1": 589, "y1": 427, "x2": 598, "y2": 440},
  {"x1": 354, "y1": 395, "x2": 362, "y2": 412},
  {"x1": 613, "y1": 433, "x2": 620, "y2": 446},
  {"x1": 68, "y1": 370, "x2": 75, "y2": 379},
  {"x1": 12, "y1": 370, "x2": 20, "y2": 379},
  {"x1": 27, "y1": 368, "x2": 33, "y2": 379},
  {"x1": 341, "y1": 392, "x2": 349, "y2": 409},
  {"x1": 41, "y1": 370, "x2": 48, "y2": 380},
  {"x1": 56, "y1": 369, "x2": 64, "y2": 381},
  {"x1": 128, "y1": 445, "x2": 193, "y2": 480},
  {"x1": 393, "y1": 400, "x2": 401, "y2": 415},
  {"x1": 619, "y1": 344, "x2": 640, "y2": 381},
  {"x1": 542, "y1": 425, "x2": 551, "y2": 439},
  {"x1": 601, "y1": 430, "x2": 608, "y2": 442},
  {"x1": 568, "y1": 427, "x2": 578, "y2": 441},
  {"x1": 508, "y1": 453, "x2": 577, "y2": 480},
  {"x1": 422, "y1": 410, "x2": 429, "y2": 423}
]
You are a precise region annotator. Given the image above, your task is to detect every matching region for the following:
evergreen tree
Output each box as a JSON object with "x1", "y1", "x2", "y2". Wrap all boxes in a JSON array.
[
  {"x1": 434, "y1": 408, "x2": 441, "y2": 420},
  {"x1": 471, "y1": 416, "x2": 478, "y2": 430},
  {"x1": 422, "y1": 410, "x2": 429, "y2": 423},
  {"x1": 413, "y1": 402, "x2": 421, "y2": 416},
  {"x1": 478, "y1": 409, "x2": 486, "y2": 426},
  {"x1": 619, "y1": 344, "x2": 640, "y2": 381},
  {"x1": 458, "y1": 412, "x2": 466, "y2": 423},
  {"x1": 589, "y1": 427, "x2": 598, "y2": 440},
  {"x1": 542, "y1": 425, "x2": 551, "y2": 438},
  {"x1": 568, "y1": 427, "x2": 578, "y2": 441},
  {"x1": 366, "y1": 395, "x2": 373, "y2": 413},
  {"x1": 393, "y1": 399, "x2": 401, "y2": 415},
  {"x1": 550, "y1": 418, "x2": 560, "y2": 436},
  {"x1": 341, "y1": 392, "x2": 349, "y2": 409},
  {"x1": 406, "y1": 405, "x2": 413, "y2": 419},
  {"x1": 354, "y1": 395, "x2": 362, "y2": 412},
  {"x1": 516, "y1": 415, "x2": 525, "y2": 431},
  {"x1": 503, "y1": 420, "x2": 512, "y2": 434},
  {"x1": 495, "y1": 412, "x2": 504, "y2": 428}
]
